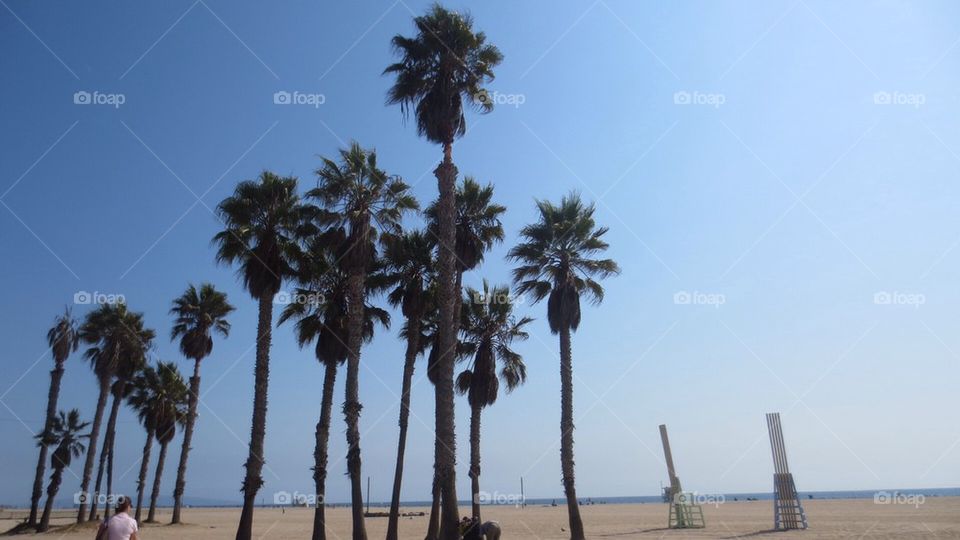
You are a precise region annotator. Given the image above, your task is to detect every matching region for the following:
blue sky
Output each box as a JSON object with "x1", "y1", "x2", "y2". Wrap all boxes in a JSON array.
[{"x1": 1, "y1": 0, "x2": 959, "y2": 506}]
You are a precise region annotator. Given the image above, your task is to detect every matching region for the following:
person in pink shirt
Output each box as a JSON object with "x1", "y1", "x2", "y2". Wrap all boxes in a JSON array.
[{"x1": 96, "y1": 496, "x2": 139, "y2": 540}]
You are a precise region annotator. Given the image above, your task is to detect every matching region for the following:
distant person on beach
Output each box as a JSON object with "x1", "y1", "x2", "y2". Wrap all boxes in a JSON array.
[{"x1": 96, "y1": 496, "x2": 139, "y2": 540}]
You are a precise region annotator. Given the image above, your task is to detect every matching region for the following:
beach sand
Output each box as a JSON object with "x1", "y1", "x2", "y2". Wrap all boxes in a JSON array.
[{"x1": 11, "y1": 497, "x2": 960, "y2": 538}]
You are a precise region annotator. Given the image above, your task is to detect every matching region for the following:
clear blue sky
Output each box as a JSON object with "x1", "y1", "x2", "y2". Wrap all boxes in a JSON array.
[{"x1": 2, "y1": 0, "x2": 959, "y2": 506}]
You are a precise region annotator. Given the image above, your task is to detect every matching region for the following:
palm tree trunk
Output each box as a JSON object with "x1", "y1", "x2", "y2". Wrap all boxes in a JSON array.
[
  {"x1": 77, "y1": 379, "x2": 110, "y2": 523},
  {"x1": 135, "y1": 426, "x2": 155, "y2": 523},
  {"x1": 236, "y1": 292, "x2": 274, "y2": 540},
  {"x1": 559, "y1": 327, "x2": 585, "y2": 540},
  {"x1": 38, "y1": 465, "x2": 64, "y2": 532},
  {"x1": 105, "y1": 380, "x2": 126, "y2": 521},
  {"x1": 90, "y1": 452, "x2": 105, "y2": 520},
  {"x1": 469, "y1": 403, "x2": 482, "y2": 521},
  {"x1": 386, "y1": 322, "x2": 420, "y2": 540},
  {"x1": 29, "y1": 364, "x2": 64, "y2": 526},
  {"x1": 311, "y1": 360, "x2": 338, "y2": 540},
  {"x1": 424, "y1": 474, "x2": 440, "y2": 540},
  {"x1": 172, "y1": 359, "x2": 202, "y2": 524},
  {"x1": 91, "y1": 384, "x2": 123, "y2": 521},
  {"x1": 147, "y1": 439, "x2": 169, "y2": 522},
  {"x1": 106, "y1": 428, "x2": 116, "y2": 520},
  {"x1": 344, "y1": 270, "x2": 368, "y2": 540},
  {"x1": 426, "y1": 266, "x2": 463, "y2": 540},
  {"x1": 433, "y1": 147, "x2": 460, "y2": 540}
]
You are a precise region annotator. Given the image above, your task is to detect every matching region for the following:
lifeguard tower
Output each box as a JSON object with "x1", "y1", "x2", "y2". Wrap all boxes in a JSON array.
[{"x1": 659, "y1": 424, "x2": 705, "y2": 529}]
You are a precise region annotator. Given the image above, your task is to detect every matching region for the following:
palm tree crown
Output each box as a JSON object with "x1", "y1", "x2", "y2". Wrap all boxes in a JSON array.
[
  {"x1": 80, "y1": 302, "x2": 154, "y2": 382},
  {"x1": 279, "y1": 241, "x2": 390, "y2": 366},
  {"x1": 385, "y1": 4, "x2": 503, "y2": 146},
  {"x1": 456, "y1": 281, "x2": 532, "y2": 409},
  {"x1": 170, "y1": 283, "x2": 234, "y2": 361},
  {"x1": 42, "y1": 410, "x2": 89, "y2": 468},
  {"x1": 130, "y1": 362, "x2": 188, "y2": 443},
  {"x1": 426, "y1": 177, "x2": 505, "y2": 272},
  {"x1": 47, "y1": 307, "x2": 80, "y2": 366},
  {"x1": 380, "y1": 230, "x2": 435, "y2": 321},
  {"x1": 309, "y1": 141, "x2": 417, "y2": 271},
  {"x1": 213, "y1": 171, "x2": 316, "y2": 300},
  {"x1": 508, "y1": 193, "x2": 620, "y2": 333}
]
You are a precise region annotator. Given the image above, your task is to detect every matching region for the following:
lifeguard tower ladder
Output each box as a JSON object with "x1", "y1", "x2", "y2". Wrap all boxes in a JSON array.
[
  {"x1": 659, "y1": 424, "x2": 705, "y2": 529},
  {"x1": 766, "y1": 413, "x2": 808, "y2": 530}
]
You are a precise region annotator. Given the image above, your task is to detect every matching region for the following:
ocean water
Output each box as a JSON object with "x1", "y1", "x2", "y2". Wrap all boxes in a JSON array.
[{"x1": 342, "y1": 487, "x2": 960, "y2": 508}]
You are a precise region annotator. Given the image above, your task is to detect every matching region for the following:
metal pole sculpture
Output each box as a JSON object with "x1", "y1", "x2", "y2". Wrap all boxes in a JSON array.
[
  {"x1": 766, "y1": 413, "x2": 808, "y2": 530},
  {"x1": 659, "y1": 424, "x2": 704, "y2": 529}
]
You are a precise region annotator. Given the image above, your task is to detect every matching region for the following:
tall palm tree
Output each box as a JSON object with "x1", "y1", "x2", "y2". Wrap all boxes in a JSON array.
[
  {"x1": 309, "y1": 142, "x2": 416, "y2": 540},
  {"x1": 89, "y1": 307, "x2": 153, "y2": 522},
  {"x1": 456, "y1": 281, "x2": 531, "y2": 521},
  {"x1": 127, "y1": 364, "x2": 160, "y2": 523},
  {"x1": 37, "y1": 409, "x2": 89, "y2": 532},
  {"x1": 145, "y1": 362, "x2": 188, "y2": 523},
  {"x1": 386, "y1": 8, "x2": 501, "y2": 538},
  {"x1": 28, "y1": 308, "x2": 80, "y2": 526},
  {"x1": 169, "y1": 283, "x2": 234, "y2": 524},
  {"x1": 508, "y1": 193, "x2": 620, "y2": 540},
  {"x1": 379, "y1": 231, "x2": 434, "y2": 540},
  {"x1": 422, "y1": 177, "x2": 505, "y2": 537},
  {"x1": 279, "y1": 236, "x2": 389, "y2": 540},
  {"x1": 213, "y1": 171, "x2": 316, "y2": 540},
  {"x1": 76, "y1": 302, "x2": 143, "y2": 523}
]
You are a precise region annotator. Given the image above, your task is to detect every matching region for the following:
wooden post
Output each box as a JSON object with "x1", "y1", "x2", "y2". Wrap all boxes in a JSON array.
[
  {"x1": 366, "y1": 477, "x2": 371, "y2": 515},
  {"x1": 659, "y1": 424, "x2": 680, "y2": 493},
  {"x1": 520, "y1": 477, "x2": 525, "y2": 509}
]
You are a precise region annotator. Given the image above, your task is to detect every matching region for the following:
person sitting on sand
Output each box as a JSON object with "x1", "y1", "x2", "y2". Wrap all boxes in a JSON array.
[
  {"x1": 96, "y1": 496, "x2": 139, "y2": 540},
  {"x1": 459, "y1": 516, "x2": 501, "y2": 540}
]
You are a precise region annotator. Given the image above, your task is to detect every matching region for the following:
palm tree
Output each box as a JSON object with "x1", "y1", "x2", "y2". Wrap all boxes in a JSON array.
[
  {"x1": 379, "y1": 231, "x2": 434, "y2": 540},
  {"x1": 145, "y1": 362, "x2": 188, "y2": 523},
  {"x1": 279, "y1": 236, "x2": 389, "y2": 540},
  {"x1": 76, "y1": 302, "x2": 144, "y2": 523},
  {"x1": 169, "y1": 283, "x2": 234, "y2": 524},
  {"x1": 456, "y1": 281, "x2": 531, "y2": 521},
  {"x1": 89, "y1": 307, "x2": 154, "y2": 522},
  {"x1": 422, "y1": 177, "x2": 505, "y2": 537},
  {"x1": 309, "y1": 142, "x2": 416, "y2": 540},
  {"x1": 386, "y1": 8, "x2": 501, "y2": 538},
  {"x1": 37, "y1": 409, "x2": 89, "y2": 532},
  {"x1": 28, "y1": 308, "x2": 80, "y2": 526},
  {"x1": 213, "y1": 171, "x2": 316, "y2": 540},
  {"x1": 127, "y1": 365, "x2": 160, "y2": 523},
  {"x1": 508, "y1": 193, "x2": 620, "y2": 540}
]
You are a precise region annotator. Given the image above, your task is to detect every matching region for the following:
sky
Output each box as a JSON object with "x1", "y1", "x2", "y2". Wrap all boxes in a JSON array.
[{"x1": 1, "y1": 0, "x2": 959, "y2": 507}]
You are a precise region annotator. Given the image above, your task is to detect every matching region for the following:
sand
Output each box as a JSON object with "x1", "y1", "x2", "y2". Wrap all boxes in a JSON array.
[{"x1": 8, "y1": 498, "x2": 960, "y2": 538}]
